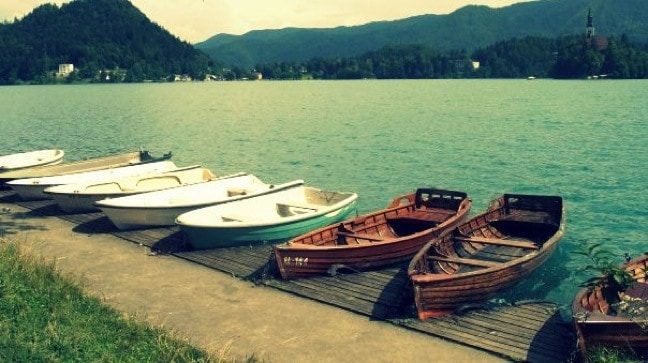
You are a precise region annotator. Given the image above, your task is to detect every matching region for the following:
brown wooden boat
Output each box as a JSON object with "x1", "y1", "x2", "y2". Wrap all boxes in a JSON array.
[
  {"x1": 408, "y1": 194, "x2": 564, "y2": 319},
  {"x1": 273, "y1": 188, "x2": 471, "y2": 280},
  {"x1": 572, "y1": 254, "x2": 648, "y2": 359}
]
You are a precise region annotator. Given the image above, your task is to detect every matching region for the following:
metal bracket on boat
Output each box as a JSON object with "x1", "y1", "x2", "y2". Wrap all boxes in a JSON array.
[{"x1": 327, "y1": 263, "x2": 361, "y2": 277}]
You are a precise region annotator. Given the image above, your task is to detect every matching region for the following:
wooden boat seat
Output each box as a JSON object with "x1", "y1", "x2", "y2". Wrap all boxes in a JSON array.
[
  {"x1": 276, "y1": 201, "x2": 320, "y2": 211},
  {"x1": 348, "y1": 219, "x2": 391, "y2": 232},
  {"x1": 336, "y1": 231, "x2": 386, "y2": 241},
  {"x1": 455, "y1": 236, "x2": 539, "y2": 250},
  {"x1": 393, "y1": 209, "x2": 453, "y2": 222},
  {"x1": 427, "y1": 255, "x2": 500, "y2": 268},
  {"x1": 418, "y1": 209, "x2": 455, "y2": 216},
  {"x1": 501, "y1": 210, "x2": 552, "y2": 224}
]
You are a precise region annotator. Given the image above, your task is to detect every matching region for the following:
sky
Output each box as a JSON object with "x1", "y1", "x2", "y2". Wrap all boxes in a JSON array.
[{"x1": 1, "y1": 0, "x2": 535, "y2": 43}]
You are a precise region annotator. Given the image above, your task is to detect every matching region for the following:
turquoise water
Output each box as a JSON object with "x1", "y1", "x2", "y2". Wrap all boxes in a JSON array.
[{"x1": 1, "y1": 80, "x2": 646, "y2": 311}]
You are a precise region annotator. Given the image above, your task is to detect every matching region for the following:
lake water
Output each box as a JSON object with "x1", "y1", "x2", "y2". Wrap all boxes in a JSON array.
[{"x1": 1, "y1": 80, "x2": 646, "y2": 313}]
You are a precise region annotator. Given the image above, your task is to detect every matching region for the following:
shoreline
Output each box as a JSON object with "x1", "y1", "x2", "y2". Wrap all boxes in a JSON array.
[{"x1": 0, "y1": 199, "x2": 505, "y2": 362}]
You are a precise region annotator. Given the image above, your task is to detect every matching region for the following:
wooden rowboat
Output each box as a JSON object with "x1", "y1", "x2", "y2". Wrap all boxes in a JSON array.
[
  {"x1": 572, "y1": 254, "x2": 648, "y2": 359},
  {"x1": 0, "y1": 149, "x2": 64, "y2": 172},
  {"x1": 273, "y1": 188, "x2": 471, "y2": 280},
  {"x1": 408, "y1": 194, "x2": 564, "y2": 319}
]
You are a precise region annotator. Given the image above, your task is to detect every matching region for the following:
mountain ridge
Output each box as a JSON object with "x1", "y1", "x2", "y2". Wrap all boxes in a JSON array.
[{"x1": 196, "y1": 0, "x2": 648, "y2": 69}]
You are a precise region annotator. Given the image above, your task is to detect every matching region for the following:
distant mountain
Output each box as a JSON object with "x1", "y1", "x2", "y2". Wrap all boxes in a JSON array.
[
  {"x1": 0, "y1": 0, "x2": 211, "y2": 84},
  {"x1": 196, "y1": 0, "x2": 648, "y2": 69}
]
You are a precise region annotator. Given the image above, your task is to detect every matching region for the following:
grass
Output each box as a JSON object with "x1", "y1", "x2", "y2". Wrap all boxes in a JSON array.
[
  {"x1": 585, "y1": 345, "x2": 646, "y2": 363},
  {"x1": 0, "y1": 238, "x2": 257, "y2": 362}
]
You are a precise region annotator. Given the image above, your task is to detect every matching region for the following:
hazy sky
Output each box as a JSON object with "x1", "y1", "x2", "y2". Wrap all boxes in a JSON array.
[{"x1": 1, "y1": 1, "x2": 534, "y2": 43}]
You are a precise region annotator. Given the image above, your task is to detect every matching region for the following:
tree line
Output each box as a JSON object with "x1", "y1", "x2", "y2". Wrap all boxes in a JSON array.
[
  {"x1": 252, "y1": 35, "x2": 648, "y2": 80},
  {"x1": 0, "y1": 0, "x2": 212, "y2": 85},
  {"x1": 1, "y1": 0, "x2": 646, "y2": 84}
]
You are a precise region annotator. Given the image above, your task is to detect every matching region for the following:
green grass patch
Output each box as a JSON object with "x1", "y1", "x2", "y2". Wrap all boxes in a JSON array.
[
  {"x1": 0, "y1": 238, "x2": 255, "y2": 362},
  {"x1": 585, "y1": 344, "x2": 646, "y2": 363}
]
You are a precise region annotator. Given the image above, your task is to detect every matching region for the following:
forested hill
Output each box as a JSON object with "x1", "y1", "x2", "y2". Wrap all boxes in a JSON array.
[
  {"x1": 196, "y1": 0, "x2": 648, "y2": 69},
  {"x1": 0, "y1": 0, "x2": 211, "y2": 84}
]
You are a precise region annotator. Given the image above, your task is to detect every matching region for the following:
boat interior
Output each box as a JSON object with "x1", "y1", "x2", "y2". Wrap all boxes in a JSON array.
[
  {"x1": 421, "y1": 209, "x2": 561, "y2": 275},
  {"x1": 334, "y1": 209, "x2": 452, "y2": 246},
  {"x1": 285, "y1": 189, "x2": 465, "y2": 247},
  {"x1": 82, "y1": 175, "x2": 184, "y2": 193},
  {"x1": 276, "y1": 201, "x2": 321, "y2": 217}
]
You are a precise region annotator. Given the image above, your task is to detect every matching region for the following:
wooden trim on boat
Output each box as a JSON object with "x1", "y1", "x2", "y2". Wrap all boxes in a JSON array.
[
  {"x1": 427, "y1": 255, "x2": 500, "y2": 268},
  {"x1": 454, "y1": 236, "x2": 539, "y2": 250}
]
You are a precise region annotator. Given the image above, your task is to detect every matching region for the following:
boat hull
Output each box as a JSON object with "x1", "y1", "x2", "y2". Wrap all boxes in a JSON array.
[
  {"x1": 274, "y1": 188, "x2": 471, "y2": 279},
  {"x1": 95, "y1": 175, "x2": 301, "y2": 230},
  {"x1": 176, "y1": 184, "x2": 358, "y2": 249},
  {"x1": 50, "y1": 192, "x2": 136, "y2": 214},
  {"x1": 411, "y1": 237, "x2": 560, "y2": 318},
  {"x1": 0, "y1": 149, "x2": 170, "y2": 182},
  {"x1": 572, "y1": 255, "x2": 648, "y2": 358},
  {"x1": 181, "y1": 201, "x2": 357, "y2": 249},
  {"x1": 409, "y1": 194, "x2": 565, "y2": 319},
  {"x1": 0, "y1": 149, "x2": 64, "y2": 172},
  {"x1": 44, "y1": 166, "x2": 215, "y2": 213},
  {"x1": 7, "y1": 161, "x2": 177, "y2": 201},
  {"x1": 573, "y1": 319, "x2": 648, "y2": 354},
  {"x1": 101, "y1": 204, "x2": 207, "y2": 230}
]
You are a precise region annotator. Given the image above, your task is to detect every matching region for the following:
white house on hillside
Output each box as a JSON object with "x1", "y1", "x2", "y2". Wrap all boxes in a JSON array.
[{"x1": 57, "y1": 63, "x2": 74, "y2": 77}]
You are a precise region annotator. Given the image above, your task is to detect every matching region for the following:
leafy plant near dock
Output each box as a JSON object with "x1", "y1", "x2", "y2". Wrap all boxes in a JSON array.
[
  {"x1": 0, "y1": 238, "x2": 258, "y2": 363},
  {"x1": 574, "y1": 244, "x2": 648, "y2": 361},
  {"x1": 574, "y1": 243, "x2": 635, "y2": 302}
]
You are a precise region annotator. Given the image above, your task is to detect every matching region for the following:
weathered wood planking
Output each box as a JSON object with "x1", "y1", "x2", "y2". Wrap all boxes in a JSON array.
[
  {"x1": 403, "y1": 303, "x2": 574, "y2": 362},
  {"x1": 4, "y1": 191, "x2": 575, "y2": 362}
]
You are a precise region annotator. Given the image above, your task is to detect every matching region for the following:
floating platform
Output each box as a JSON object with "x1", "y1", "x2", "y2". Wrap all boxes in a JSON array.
[{"x1": 3, "y1": 191, "x2": 575, "y2": 362}]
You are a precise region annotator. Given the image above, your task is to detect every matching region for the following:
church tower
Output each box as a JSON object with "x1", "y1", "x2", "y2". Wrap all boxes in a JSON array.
[
  {"x1": 586, "y1": 8, "x2": 595, "y2": 39},
  {"x1": 585, "y1": 8, "x2": 607, "y2": 50}
]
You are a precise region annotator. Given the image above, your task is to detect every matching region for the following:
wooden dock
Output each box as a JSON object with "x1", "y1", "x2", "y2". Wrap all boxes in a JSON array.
[{"x1": 4, "y1": 192, "x2": 576, "y2": 362}]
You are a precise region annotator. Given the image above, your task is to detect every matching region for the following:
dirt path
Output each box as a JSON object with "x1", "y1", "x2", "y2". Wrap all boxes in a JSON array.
[{"x1": 0, "y1": 201, "x2": 505, "y2": 363}]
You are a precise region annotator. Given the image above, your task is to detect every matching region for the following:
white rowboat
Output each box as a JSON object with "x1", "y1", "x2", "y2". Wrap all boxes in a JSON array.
[
  {"x1": 44, "y1": 165, "x2": 217, "y2": 213},
  {"x1": 95, "y1": 173, "x2": 295, "y2": 230},
  {"x1": 175, "y1": 184, "x2": 358, "y2": 249},
  {"x1": 7, "y1": 161, "x2": 178, "y2": 201},
  {"x1": 0, "y1": 149, "x2": 64, "y2": 172},
  {"x1": 0, "y1": 149, "x2": 171, "y2": 182}
]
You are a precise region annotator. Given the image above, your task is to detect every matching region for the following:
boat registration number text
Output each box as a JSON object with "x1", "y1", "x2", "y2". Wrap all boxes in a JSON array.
[{"x1": 282, "y1": 256, "x2": 309, "y2": 267}]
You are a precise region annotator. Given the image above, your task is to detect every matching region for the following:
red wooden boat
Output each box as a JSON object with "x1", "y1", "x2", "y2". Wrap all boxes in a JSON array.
[
  {"x1": 572, "y1": 254, "x2": 648, "y2": 359},
  {"x1": 408, "y1": 194, "x2": 564, "y2": 319},
  {"x1": 273, "y1": 188, "x2": 471, "y2": 280}
]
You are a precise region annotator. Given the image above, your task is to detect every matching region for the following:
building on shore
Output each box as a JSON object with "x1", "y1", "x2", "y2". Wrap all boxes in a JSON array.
[{"x1": 57, "y1": 63, "x2": 74, "y2": 77}]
